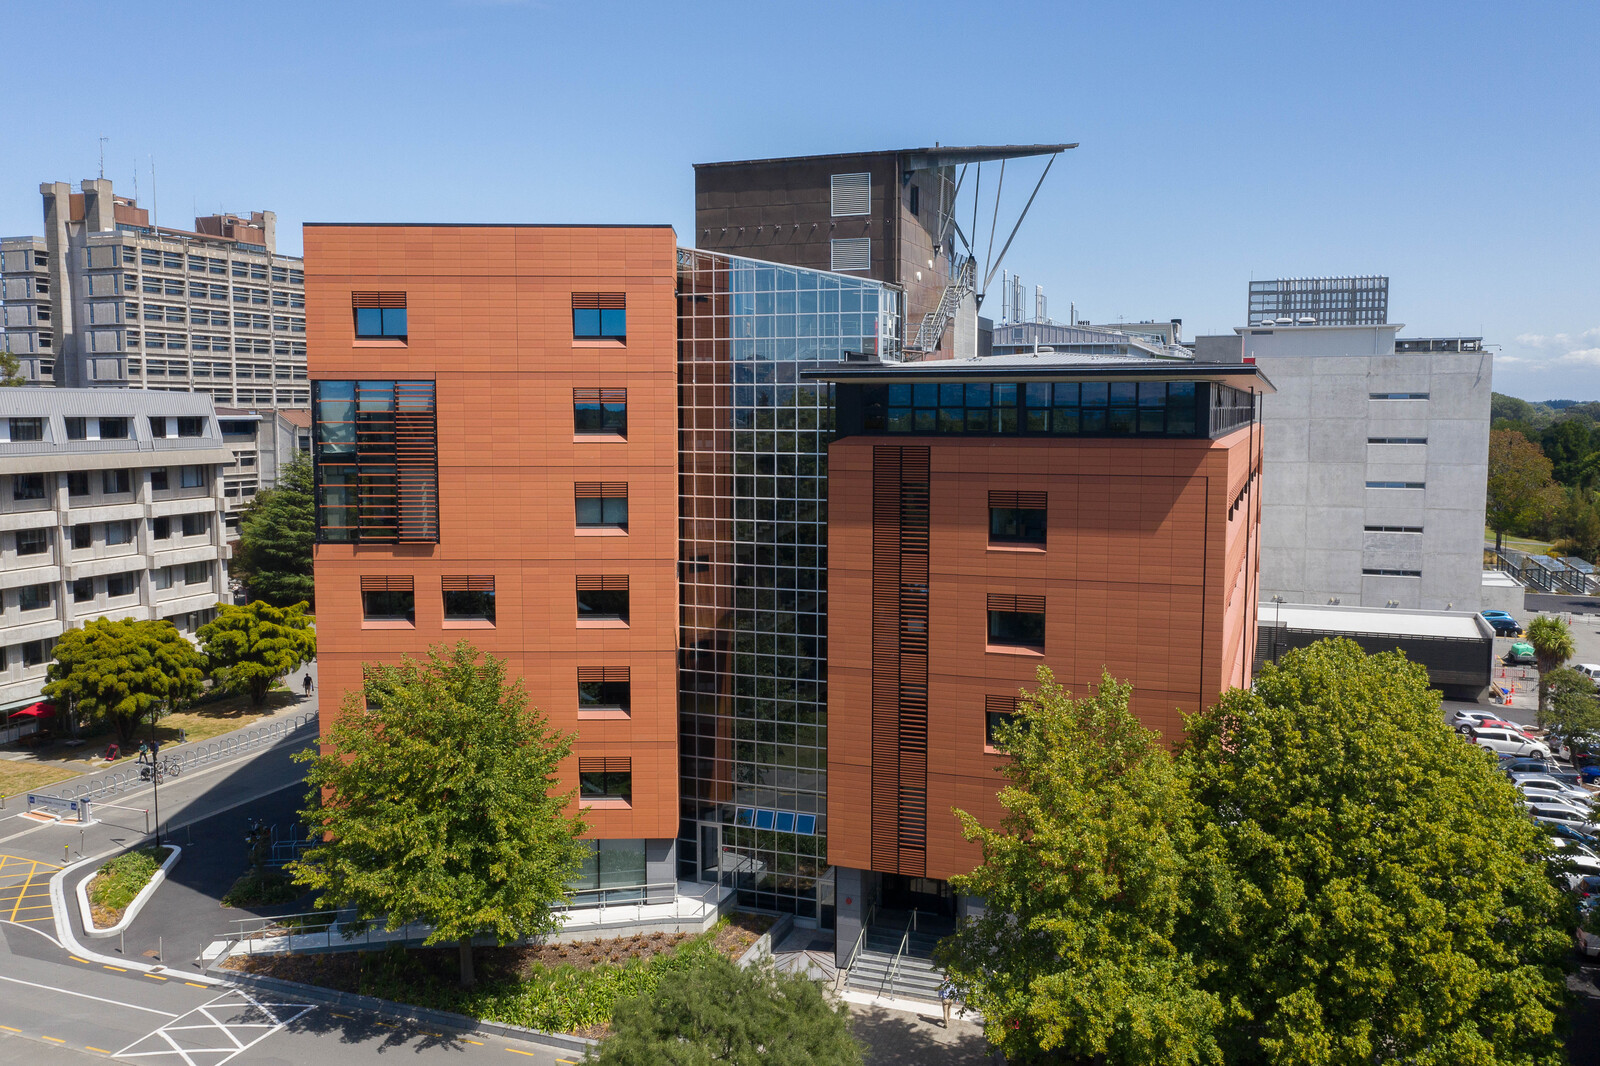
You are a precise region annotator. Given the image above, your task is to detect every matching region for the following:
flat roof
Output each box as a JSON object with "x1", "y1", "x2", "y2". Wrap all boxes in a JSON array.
[
  {"x1": 806, "y1": 358, "x2": 1275, "y2": 393},
  {"x1": 302, "y1": 223, "x2": 674, "y2": 229},
  {"x1": 1260, "y1": 602, "x2": 1489, "y2": 640},
  {"x1": 696, "y1": 144, "x2": 1077, "y2": 170}
]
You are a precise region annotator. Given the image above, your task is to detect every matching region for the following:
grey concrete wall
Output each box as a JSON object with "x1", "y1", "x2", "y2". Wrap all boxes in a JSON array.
[{"x1": 834, "y1": 866, "x2": 864, "y2": 968}]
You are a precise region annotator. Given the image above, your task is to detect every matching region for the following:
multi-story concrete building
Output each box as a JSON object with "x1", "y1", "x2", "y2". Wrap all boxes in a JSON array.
[
  {"x1": 0, "y1": 389, "x2": 231, "y2": 713},
  {"x1": 1247, "y1": 275, "x2": 1389, "y2": 327},
  {"x1": 1209, "y1": 320, "x2": 1491, "y2": 611}
]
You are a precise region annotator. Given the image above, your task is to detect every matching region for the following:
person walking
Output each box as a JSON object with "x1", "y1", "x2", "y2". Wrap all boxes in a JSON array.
[
  {"x1": 939, "y1": 976, "x2": 955, "y2": 1028},
  {"x1": 136, "y1": 740, "x2": 150, "y2": 766},
  {"x1": 303, "y1": 673, "x2": 313, "y2": 697}
]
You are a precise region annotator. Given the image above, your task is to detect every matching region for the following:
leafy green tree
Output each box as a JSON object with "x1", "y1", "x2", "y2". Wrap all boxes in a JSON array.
[
  {"x1": 0, "y1": 348, "x2": 24, "y2": 387},
  {"x1": 1540, "y1": 419, "x2": 1595, "y2": 485},
  {"x1": 233, "y1": 451, "x2": 314, "y2": 607},
  {"x1": 936, "y1": 668, "x2": 1221, "y2": 1066},
  {"x1": 43, "y1": 619, "x2": 206, "y2": 744},
  {"x1": 1182, "y1": 639, "x2": 1569, "y2": 1066},
  {"x1": 1526, "y1": 615, "x2": 1576, "y2": 716},
  {"x1": 590, "y1": 955, "x2": 862, "y2": 1066},
  {"x1": 288, "y1": 641, "x2": 588, "y2": 987},
  {"x1": 1487, "y1": 429, "x2": 1557, "y2": 550},
  {"x1": 197, "y1": 601, "x2": 316, "y2": 706},
  {"x1": 1541, "y1": 666, "x2": 1600, "y2": 749}
]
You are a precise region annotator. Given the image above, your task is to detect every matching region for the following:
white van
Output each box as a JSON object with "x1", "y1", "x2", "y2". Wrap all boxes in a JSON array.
[
  {"x1": 1576, "y1": 664, "x2": 1600, "y2": 682},
  {"x1": 1469, "y1": 727, "x2": 1551, "y2": 759}
]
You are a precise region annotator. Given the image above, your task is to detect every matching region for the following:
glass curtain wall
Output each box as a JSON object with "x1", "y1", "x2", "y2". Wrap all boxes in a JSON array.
[{"x1": 676, "y1": 249, "x2": 898, "y2": 924}]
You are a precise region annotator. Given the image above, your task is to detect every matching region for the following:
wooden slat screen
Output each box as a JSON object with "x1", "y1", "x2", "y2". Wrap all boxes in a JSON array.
[
  {"x1": 441, "y1": 575, "x2": 494, "y2": 592},
  {"x1": 571, "y1": 293, "x2": 626, "y2": 310},
  {"x1": 577, "y1": 757, "x2": 632, "y2": 774},
  {"x1": 576, "y1": 575, "x2": 628, "y2": 591},
  {"x1": 577, "y1": 667, "x2": 630, "y2": 684},
  {"x1": 359, "y1": 575, "x2": 414, "y2": 592},
  {"x1": 988, "y1": 490, "x2": 1047, "y2": 510},
  {"x1": 394, "y1": 381, "x2": 438, "y2": 543},
  {"x1": 985, "y1": 695, "x2": 1019, "y2": 714},
  {"x1": 351, "y1": 292, "x2": 407, "y2": 308},
  {"x1": 573, "y1": 388, "x2": 627, "y2": 404},
  {"x1": 574, "y1": 482, "x2": 628, "y2": 498},
  {"x1": 987, "y1": 593, "x2": 1045, "y2": 614}
]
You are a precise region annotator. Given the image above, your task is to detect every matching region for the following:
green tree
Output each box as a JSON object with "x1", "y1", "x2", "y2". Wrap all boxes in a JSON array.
[
  {"x1": 1540, "y1": 419, "x2": 1595, "y2": 485},
  {"x1": 935, "y1": 668, "x2": 1221, "y2": 1066},
  {"x1": 1182, "y1": 639, "x2": 1569, "y2": 1066},
  {"x1": 1541, "y1": 666, "x2": 1600, "y2": 749},
  {"x1": 288, "y1": 641, "x2": 588, "y2": 987},
  {"x1": 233, "y1": 451, "x2": 314, "y2": 607},
  {"x1": 590, "y1": 955, "x2": 862, "y2": 1066},
  {"x1": 43, "y1": 619, "x2": 206, "y2": 745},
  {"x1": 0, "y1": 347, "x2": 24, "y2": 387},
  {"x1": 197, "y1": 601, "x2": 316, "y2": 706},
  {"x1": 1525, "y1": 615, "x2": 1576, "y2": 717},
  {"x1": 1486, "y1": 429, "x2": 1557, "y2": 550}
]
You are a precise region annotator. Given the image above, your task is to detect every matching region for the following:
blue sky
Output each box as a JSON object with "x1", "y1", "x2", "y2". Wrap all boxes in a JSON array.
[{"x1": 4, "y1": 0, "x2": 1595, "y2": 399}]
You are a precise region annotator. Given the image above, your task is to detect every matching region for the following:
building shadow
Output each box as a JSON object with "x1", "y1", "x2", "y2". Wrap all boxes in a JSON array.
[{"x1": 850, "y1": 1004, "x2": 994, "y2": 1066}]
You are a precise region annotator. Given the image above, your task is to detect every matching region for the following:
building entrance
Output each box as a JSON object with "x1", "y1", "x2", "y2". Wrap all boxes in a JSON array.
[{"x1": 880, "y1": 874, "x2": 954, "y2": 917}]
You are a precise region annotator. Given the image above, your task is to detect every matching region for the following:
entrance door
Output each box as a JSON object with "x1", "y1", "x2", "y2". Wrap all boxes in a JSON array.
[
  {"x1": 700, "y1": 824, "x2": 720, "y2": 883},
  {"x1": 880, "y1": 874, "x2": 954, "y2": 917}
]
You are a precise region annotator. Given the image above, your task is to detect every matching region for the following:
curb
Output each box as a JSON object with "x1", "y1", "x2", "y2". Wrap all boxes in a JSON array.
[
  {"x1": 209, "y1": 967, "x2": 599, "y2": 1056},
  {"x1": 77, "y1": 844, "x2": 181, "y2": 939}
]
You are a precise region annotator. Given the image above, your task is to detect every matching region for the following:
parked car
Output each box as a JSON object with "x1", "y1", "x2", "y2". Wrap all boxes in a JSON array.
[
  {"x1": 1556, "y1": 731, "x2": 1600, "y2": 763},
  {"x1": 1579, "y1": 900, "x2": 1600, "y2": 958},
  {"x1": 1570, "y1": 873, "x2": 1600, "y2": 898},
  {"x1": 1550, "y1": 821, "x2": 1600, "y2": 848},
  {"x1": 1580, "y1": 764, "x2": 1600, "y2": 786},
  {"x1": 1467, "y1": 726, "x2": 1551, "y2": 758},
  {"x1": 1505, "y1": 641, "x2": 1537, "y2": 665},
  {"x1": 1575, "y1": 664, "x2": 1600, "y2": 683},
  {"x1": 1526, "y1": 797, "x2": 1597, "y2": 824},
  {"x1": 1502, "y1": 755, "x2": 1560, "y2": 775},
  {"x1": 1483, "y1": 614, "x2": 1523, "y2": 636},
  {"x1": 1515, "y1": 775, "x2": 1596, "y2": 805},
  {"x1": 1451, "y1": 709, "x2": 1532, "y2": 733},
  {"x1": 1551, "y1": 842, "x2": 1600, "y2": 879}
]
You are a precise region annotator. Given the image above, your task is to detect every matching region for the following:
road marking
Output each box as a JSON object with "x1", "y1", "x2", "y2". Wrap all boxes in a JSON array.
[
  {"x1": 0, "y1": 974, "x2": 179, "y2": 1017},
  {"x1": 464, "y1": 1038, "x2": 484, "y2": 1044},
  {"x1": 86, "y1": 1047, "x2": 111, "y2": 1054},
  {"x1": 42, "y1": 1036, "x2": 65, "y2": 1043},
  {"x1": 142, "y1": 973, "x2": 168, "y2": 980},
  {"x1": 331, "y1": 1012, "x2": 354, "y2": 1019},
  {"x1": 0, "y1": 1024, "x2": 20, "y2": 1032},
  {"x1": 70, "y1": 956, "x2": 91, "y2": 964},
  {"x1": 115, "y1": 989, "x2": 315, "y2": 1066},
  {"x1": 505, "y1": 1051, "x2": 539, "y2": 1058},
  {"x1": 104, "y1": 965, "x2": 128, "y2": 972},
  {"x1": 184, "y1": 982, "x2": 207, "y2": 988}
]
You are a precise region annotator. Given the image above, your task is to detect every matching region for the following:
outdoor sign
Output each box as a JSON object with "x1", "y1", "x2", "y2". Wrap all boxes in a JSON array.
[{"x1": 26, "y1": 793, "x2": 87, "y2": 822}]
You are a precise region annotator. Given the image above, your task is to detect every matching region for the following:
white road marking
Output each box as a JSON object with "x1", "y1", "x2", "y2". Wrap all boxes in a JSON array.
[
  {"x1": 114, "y1": 989, "x2": 315, "y2": 1066},
  {"x1": 0, "y1": 972, "x2": 178, "y2": 1017}
]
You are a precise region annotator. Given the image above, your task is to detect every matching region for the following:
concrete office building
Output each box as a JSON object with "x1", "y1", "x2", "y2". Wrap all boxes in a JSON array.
[
  {"x1": 1208, "y1": 316, "x2": 1491, "y2": 611},
  {"x1": 1248, "y1": 275, "x2": 1389, "y2": 327},
  {"x1": 0, "y1": 389, "x2": 231, "y2": 713}
]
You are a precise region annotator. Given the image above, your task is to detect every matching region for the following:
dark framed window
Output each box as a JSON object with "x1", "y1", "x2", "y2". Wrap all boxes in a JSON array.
[
  {"x1": 579, "y1": 668, "x2": 631, "y2": 713},
  {"x1": 12, "y1": 474, "x2": 46, "y2": 501},
  {"x1": 64, "y1": 417, "x2": 86, "y2": 440},
  {"x1": 987, "y1": 593, "x2": 1045, "y2": 648},
  {"x1": 181, "y1": 512, "x2": 209, "y2": 538},
  {"x1": 314, "y1": 380, "x2": 438, "y2": 544},
  {"x1": 985, "y1": 696, "x2": 1019, "y2": 747},
  {"x1": 576, "y1": 483, "x2": 628, "y2": 529},
  {"x1": 180, "y1": 465, "x2": 206, "y2": 488},
  {"x1": 869, "y1": 379, "x2": 1203, "y2": 438},
  {"x1": 66, "y1": 471, "x2": 88, "y2": 497},
  {"x1": 16, "y1": 529, "x2": 48, "y2": 556},
  {"x1": 362, "y1": 590, "x2": 414, "y2": 622},
  {"x1": 579, "y1": 757, "x2": 632, "y2": 801},
  {"x1": 443, "y1": 576, "x2": 496, "y2": 623},
  {"x1": 98, "y1": 417, "x2": 129, "y2": 440},
  {"x1": 352, "y1": 293, "x2": 407, "y2": 338},
  {"x1": 106, "y1": 572, "x2": 138, "y2": 598},
  {"x1": 183, "y1": 561, "x2": 211, "y2": 584},
  {"x1": 21, "y1": 640, "x2": 46, "y2": 668},
  {"x1": 73, "y1": 524, "x2": 93, "y2": 548},
  {"x1": 105, "y1": 520, "x2": 134, "y2": 546},
  {"x1": 103, "y1": 469, "x2": 131, "y2": 495},
  {"x1": 177, "y1": 416, "x2": 205, "y2": 438},
  {"x1": 8, "y1": 417, "x2": 43, "y2": 442},
  {"x1": 573, "y1": 388, "x2": 627, "y2": 434},
  {"x1": 989, "y1": 491, "x2": 1047, "y2": 545},
  {"x1": 72, "y1": 577, "x2": 94, "y2": 603},
  {"x1": 150, "y1": 468, "x2": 169, "y2": 491},
  {"x1": 18, "y1": 584, "x2": 51, "y2": 611},
  {"x1": 577, "y1": 576, "x2": 629, "y2": 622},
  {"x1": 573, "y1": 293, "x2": 626, "y2": 339}
]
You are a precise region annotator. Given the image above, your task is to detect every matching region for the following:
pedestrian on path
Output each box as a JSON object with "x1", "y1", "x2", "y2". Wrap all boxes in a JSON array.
[
  {"x1": 939, "y1": 976, "x2": 955, "y2": 1028},
  {"x1": 137, "y1": 740, "x2": 150, "y2": 765},
  {"x1": 303, "y1": 673, "x2": 313, "y2": 696}
]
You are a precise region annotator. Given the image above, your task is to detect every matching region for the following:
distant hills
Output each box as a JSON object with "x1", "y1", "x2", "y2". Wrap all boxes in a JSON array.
[{"x1": 1491, "y1": 394, "x2": 1600, "y2": 430}]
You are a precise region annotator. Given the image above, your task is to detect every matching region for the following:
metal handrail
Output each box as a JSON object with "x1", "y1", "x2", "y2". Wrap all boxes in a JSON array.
[
  {"x1": 877, "y1": 910, "x2": 918, "y2": 999},
  {"x1": 839, "y1": 901, "x2": 877, "y2": 986}
]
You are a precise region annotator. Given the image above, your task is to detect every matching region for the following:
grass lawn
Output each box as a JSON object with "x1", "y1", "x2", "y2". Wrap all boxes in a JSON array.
[
  {"x1": 0, "y1": 761, "x2": 82, "y2": 801},
  {"x1": 87, "y1": 846, "x2": 173, "y2": 928},
  {"x1": 1486, "y1": 526, "x2": 1556, "y2": 554}
]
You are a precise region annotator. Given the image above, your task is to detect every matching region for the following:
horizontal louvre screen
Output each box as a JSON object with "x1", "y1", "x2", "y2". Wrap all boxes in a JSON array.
[
  {"x1": 577, "y1": 667, "x2": 631, "y2": 683},
  {"x1": 572, "y1": 292, "x2": 626, "y2": 310},
  {"x1": 831, "y1": 237, "x2": 870, "y2": 272},
  {"x1": 577, "y1": 756, "x2": 632, "y2": 774},
  {"x1": 831, "y1": 172, "x2": 871, "y2": 216},
  {"x1": 359, "y1": 575, "x2": 414, "y2": 592},
  {"x1": 574, "y1": 482, "x2": 628, "y2": 498},
  {"x1": 576, "y1": 574, "x2": 629, "y2": 591},
  {"x1": 574, "y1": 387, "x2": 627, "y2": 403},
  {"x1": 985, "y1": 695, "x2": 1019, "y2": 714},
  {"x1": 441, "y1": 575, "x2": 494, "y2": 592},
  {"x1": 987, "y1": 593, "x2": 1045, "y2": 614},
  {"x1": 989, "y1": 490, "x2": 1047, "y2": 510},
  {"x1": 351, "y1": 292, "x2": 407, "y2": 308}
]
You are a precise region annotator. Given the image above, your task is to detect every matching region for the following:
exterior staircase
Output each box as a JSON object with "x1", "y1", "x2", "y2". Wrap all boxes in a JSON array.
[
  {"x1": 905, "y1": 256, "x2": 975, "y2": 357},
  {"x1": 843, "y1": 911, "x2": 953, "y2": 1004}
]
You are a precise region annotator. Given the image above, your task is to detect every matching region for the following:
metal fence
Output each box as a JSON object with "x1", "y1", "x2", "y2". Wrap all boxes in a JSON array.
[{"x1": 39, "y1": 711, "x2": 317, "y2": 806}]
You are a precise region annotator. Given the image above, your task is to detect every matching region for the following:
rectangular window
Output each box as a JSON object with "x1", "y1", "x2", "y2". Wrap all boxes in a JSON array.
[
  {"x1": 106, "y1": 572, "x2": 138, "y2": 598},
  {"x1": 1366, "y1": 481, "x2": 1425, "y2": 489},
  {"x1": 831, "y1": 172, "x2": 872, "y2": 216},
  {"x1": 73, "y1": 524, "x2": 93, "y2": 549},
  {"x1": 830, "y1": 237, "x2": 871, "y2": 272},
  {"x1": 21, "y1": 640, "x2": 46, "y2": 667},
  {"x1": 180, "y1": 465, "x2": 206, "y2": 488},
  {"x1": 352, "y1": 292, "x2": 408, "y2": 338},
  {"x1": 148, "y1": 416, "x2": 169, "y2": 438},
  {"x1": 151, "y1": 516, "x2": 171, "y2": 540},
  {"x1": 103, "y1": 469, "x2": 131, "y2": 495},
  {"x1": 573, "y1": 388, "x2": 627, "y2": 434},
  {"x1": 985, "y1": 695, "x2": 1019, "y2": 747},
  {"x1": 987, "y1": 593, "x2": 1045, "y2": 649},
  {"x1": 64, "y1": 417, "x2": 87, "y2": 441},
  {"x1": 1369, "y1": 392, "x2": 1429, "y2": 400},
  {"x1": 578, "y1": 667, "x2": 631, "y2": 715},
  {"x1": 105, "y1": 520, "x2": 134, "y2": 546},
  {"x1": 183, "y1": 561, "x2": 211, "y2": 585},
  {"x1": 572, "y1": 293, "x2": 626, "y2": 340},
  {"x1": 15, "y1": 529, "x2": 48, "y2": 556},
  {"x1": 181, "y1": 512, "x2": 209, "y2": 538},
  {"x1": 442, "y1": 576, "x2": 496, "y2": 624},
  {"x1": 989, "y1": 491, "x2": 1047, "y2": 545},
  {"x1": 1362, "y1": 568, "x2": 1423, "y2": 577},
  {"x1": 98, "y1": 417, "x2": 130, "y2": 440},
  {"x1": 153, "y1": 566, "x2": 173, "y2": 590},
  {"x1": 176, "y1": 416, "x2": 204, "y2": 438},
  {"x1": 1364, "y1": 525, "x2": 1423, "y2": 534},
  {"x1": 1367, "y1": 437, "x2": 1427, "y2": 445},
  {"x1": 578, "y1": 757, "x2": 633, "y2": 802},
  {"x1": 150, "y1": 468, "x2": 169, "y2": 491},
  {"x1": 576, "y1": 575, "x2": 629, "y2": 623},
  {"x1": 72, "y1": 577, "x2": 95, "y2": 603},
  {"x1": 18, "y1": 584, "x2": 51, "y2": 611},
  {"x1": 12, "y1": 474, "x2": 46, "y2": 501},
  {"x1": 576, "y1": 483, "x2": 628, "y2": 529},
  {"x1": 360, "y1": 576, "x2": 415, "y2": 623},
  {"x1": 313, "y1": 380, "x2": 439, "y2": 544},
  {"x1": 67, "y1": 472, "x2": 89, "y2": 498},
  {"x1": 8, "y1": 417, "x2": 43, "y2": 442}
]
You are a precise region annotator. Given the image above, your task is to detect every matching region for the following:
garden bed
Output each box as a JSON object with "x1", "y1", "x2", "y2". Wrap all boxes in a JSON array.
[{"x1": 87, "y1": 846, "x2": 175, "y2": 929}]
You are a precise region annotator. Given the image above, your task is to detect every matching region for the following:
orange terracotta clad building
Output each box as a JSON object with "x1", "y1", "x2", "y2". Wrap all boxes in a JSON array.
[
  {"x1": 306, "y1": 224, "x2": 682, "y2": 895},
  {"x1": 810, "y1": 359, "x2": 1271, "y2": 960}
]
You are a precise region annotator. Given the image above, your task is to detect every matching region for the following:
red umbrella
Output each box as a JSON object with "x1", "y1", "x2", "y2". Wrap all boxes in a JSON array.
[{"x1": 5, "y1": 702, "x2": 55, "y2": 721}]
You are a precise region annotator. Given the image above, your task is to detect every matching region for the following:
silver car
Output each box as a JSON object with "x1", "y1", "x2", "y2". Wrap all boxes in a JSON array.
[
  {"x1": 1513, "y1": 774, "x2": 1595, "y2": 804},
  {"x1": 1469, "y1": 727, "x2": 1551, "y2": 759}
]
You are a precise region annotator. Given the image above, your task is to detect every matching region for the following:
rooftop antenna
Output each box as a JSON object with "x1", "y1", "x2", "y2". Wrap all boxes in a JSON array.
[
  {"x1": 98, "y1": 136, "x2": 107, "y2": 179},
  {"x1": 150, "y1": 154, "x2": 158, "y2": 230}
]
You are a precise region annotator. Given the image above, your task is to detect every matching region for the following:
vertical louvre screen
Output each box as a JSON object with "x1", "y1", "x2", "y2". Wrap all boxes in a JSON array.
[
  {"x1": 394, "y1": 382, "x2": 438, "y2": 542},
  {"x1": 831, "y1": 172, "x2": 871, "y2": 216},
  {"x1": 831, "y1": 237, "x2": 871, "y2": 272},
  {"x1": 314, "y1": 379, "x2": 437, "y2": 545}
]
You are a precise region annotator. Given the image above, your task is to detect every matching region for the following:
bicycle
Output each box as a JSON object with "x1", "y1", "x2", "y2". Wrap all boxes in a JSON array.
[{"x1": 139, "y1": 755, "x2": 183, "y2": 783}]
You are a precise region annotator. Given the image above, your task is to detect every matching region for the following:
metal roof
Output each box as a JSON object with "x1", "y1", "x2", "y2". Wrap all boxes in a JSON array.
[
  {"x1": 696, "y1": 144, "x2": 1077, "y2": 170},
  {"x1": 806, "y1": 357, "x2": 1275, "y2": 393},
  {"x1": 1260, "y1": 602, "x2": 1490, "y2": 641}
]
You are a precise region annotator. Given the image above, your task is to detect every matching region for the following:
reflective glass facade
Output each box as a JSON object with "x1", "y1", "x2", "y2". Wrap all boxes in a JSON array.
[{"x1": 676, "y1": 249, "x2": 898, "y2": 923}]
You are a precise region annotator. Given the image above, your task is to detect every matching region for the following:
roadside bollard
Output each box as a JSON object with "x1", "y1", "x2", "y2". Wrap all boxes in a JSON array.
[{"x1": 64, "y1": 843, "x2": 69, "y2": 863}]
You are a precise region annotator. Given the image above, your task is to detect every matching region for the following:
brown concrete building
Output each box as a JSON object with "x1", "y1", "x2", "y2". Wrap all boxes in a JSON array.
[
  {"x1": 811, "y1": 357, "x2": 1271, "y2": 963},
  {"x1": 306, "y1": 224, "x2": 682, "y2": 899}
]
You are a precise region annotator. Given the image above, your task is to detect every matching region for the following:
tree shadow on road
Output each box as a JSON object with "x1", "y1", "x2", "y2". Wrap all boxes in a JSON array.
[{"x1": 851, "y1": 1003, "x2": 994, "y2": 1066}]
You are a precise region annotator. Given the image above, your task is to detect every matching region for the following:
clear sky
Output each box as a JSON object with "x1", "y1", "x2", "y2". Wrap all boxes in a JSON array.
[{"x1": 4, "y1": 0, "x2": 1594, "y2": 399}]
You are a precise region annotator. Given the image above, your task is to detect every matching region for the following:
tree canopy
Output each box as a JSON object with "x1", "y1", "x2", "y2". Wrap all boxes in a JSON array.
[
  {"x1": 233, "y1": 451, "x2": 315, "y2": 607},
  {"x1": 1541, "y1": 666, "x2": 1600, "y2": 750},
  {"x1": 1183, "y1": 639, "x2": 1569, "y2": 1066},
  {"x1": 592, "y1": 956, "x2": 862, "y2": 1066},
  {"x1": 197, "y1": 601, "x2": 316, "y2": 706},
  {"x1": 43, "y1": 618, "x2": 206, "y2": 744},
  {"x1": 288, "y1": 641, "x2": 588, "y2": 987},
  {"x1": 1525, "y1": 615, "x2": 1575, "y2": 715},
  {"x1": 0, "y1": 348, "x2": 23, "y2": 387},
  {"x1": 937, "y1": 668, "x2": 1221, "y2": 1066},
  {"x1": 1486, "y1": 429, "x2": 1559, "y2": 550}
]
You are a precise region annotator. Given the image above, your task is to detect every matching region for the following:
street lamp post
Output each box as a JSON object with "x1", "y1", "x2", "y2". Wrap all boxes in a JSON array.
[{"x1": 149, "y1": 704, "x2": 162, "y2": 846}]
